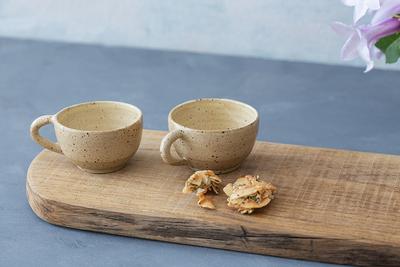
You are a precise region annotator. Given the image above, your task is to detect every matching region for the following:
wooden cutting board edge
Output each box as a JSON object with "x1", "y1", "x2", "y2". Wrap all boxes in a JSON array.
[
  {"x1": 26, "y1": 140, "x2": 400, "y2": 267},
  {"x1": 26, "y1": 178, "x2": 400, "y2": 267}
]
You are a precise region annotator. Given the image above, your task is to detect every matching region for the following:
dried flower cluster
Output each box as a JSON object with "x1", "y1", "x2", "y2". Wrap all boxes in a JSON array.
[
  {"x1": 223, "y1": 175, "x2": 276, "y2": 214},
  {"x1": 182, "y1": 171, "x2": 276, "y2": 214},
  {"x1": 182, "y1": 170, "x2": 222, "y2": 209}
]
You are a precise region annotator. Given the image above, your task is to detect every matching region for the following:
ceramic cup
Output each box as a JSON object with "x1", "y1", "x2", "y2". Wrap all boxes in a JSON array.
[
  {"x1": 30, "y1": 101, "x2": 143, "y2": 173},
  {"x1": 160, "y1": 98, "x2": 259, "y2": 173}
]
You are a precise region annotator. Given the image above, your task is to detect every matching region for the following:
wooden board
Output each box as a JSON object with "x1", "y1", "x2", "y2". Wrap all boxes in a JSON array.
[{"x1": 27, "y1": 130, "x2": 400, "y2": 267}]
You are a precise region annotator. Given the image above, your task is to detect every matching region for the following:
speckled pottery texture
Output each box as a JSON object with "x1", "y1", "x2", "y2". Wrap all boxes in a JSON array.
[
  {"x1": 160, "y1": 98, "x2": 259, "y2": 174},
  {"x1": 30, "y1": 101, "x2": 143, "y2": 173}
]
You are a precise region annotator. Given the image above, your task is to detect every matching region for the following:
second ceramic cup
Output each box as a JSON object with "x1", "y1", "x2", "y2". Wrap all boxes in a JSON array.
[{"x1": 160, "y1": 98, "x2": 259, "y2": 173}]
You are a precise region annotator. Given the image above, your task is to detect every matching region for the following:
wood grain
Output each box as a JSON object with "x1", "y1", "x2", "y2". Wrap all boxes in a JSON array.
[{"x1": 26, "y1": 130, "x2": 400, "y2": 266}]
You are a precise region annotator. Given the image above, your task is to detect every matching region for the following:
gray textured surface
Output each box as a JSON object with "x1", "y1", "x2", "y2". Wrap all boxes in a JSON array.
[
  {"x1": 1, "y1": 0, "x2": 398, "y2": 71},
  {"x1": 1, "y1": 37, "x2": 399, "y2": 267}
]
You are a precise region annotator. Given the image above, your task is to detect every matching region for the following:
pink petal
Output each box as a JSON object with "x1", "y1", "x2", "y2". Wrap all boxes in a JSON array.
[
  {"x1": 363, "y1": 18, "x2": 400, "y2": 45},
  {"x1": 372, "y1": 0, "x2": 400, "y2": 24},
  {"x1": 331, "y1": 21, "x2": 354, "y2": 36},
  {"x1": 354, "y1": 2, "x2": 369, "y2": 22},
  {"x1": 341, "y1": 33, "x2": 361, "y2": 60},
  {"x1": 357, "y1": 37, "x2": 374, "y2": 72}
]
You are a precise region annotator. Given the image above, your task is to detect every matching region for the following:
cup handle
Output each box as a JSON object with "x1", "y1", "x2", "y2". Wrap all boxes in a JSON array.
[
  {"x1": 30, "y1": 115, "x2": 63, "y2": 154},
  {"x1": 160, "y1": 130, "x2": 186, "y2": 165}
]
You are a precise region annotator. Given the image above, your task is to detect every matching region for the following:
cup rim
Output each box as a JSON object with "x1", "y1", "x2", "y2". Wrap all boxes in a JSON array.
[
  {"x1": 168, "y1": 98, "x2": 259, "y2": 133},
  {"x1": 53, "y1": 101, "x2": 143, "y2": 133}
]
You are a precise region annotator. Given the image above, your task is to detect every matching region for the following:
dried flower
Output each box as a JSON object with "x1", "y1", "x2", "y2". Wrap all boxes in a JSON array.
[{"x1": 223, "y1": 175, "x2": 276, "y2": 215}]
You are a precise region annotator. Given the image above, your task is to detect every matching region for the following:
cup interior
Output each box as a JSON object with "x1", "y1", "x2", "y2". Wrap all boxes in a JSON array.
[
  {"x1": 56, "y1": 102, "x2": 141, "y2": 131},
  {"x1": 170, "y1": 99, "x2": 258, "y2": 131}
]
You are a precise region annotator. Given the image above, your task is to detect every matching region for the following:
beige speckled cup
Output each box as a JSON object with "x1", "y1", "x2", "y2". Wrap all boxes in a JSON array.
[
  {"x1": 30, "y1": 101, "x2": 143, "y2": 173},
  {"x1": 160, "y1": 98, "x2": 259, "y2": 173}
]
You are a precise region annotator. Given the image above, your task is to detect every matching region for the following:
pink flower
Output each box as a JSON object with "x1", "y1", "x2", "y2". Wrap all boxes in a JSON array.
[{"x1": 332, "y1": 18, "x2": 400, "y2": 72}]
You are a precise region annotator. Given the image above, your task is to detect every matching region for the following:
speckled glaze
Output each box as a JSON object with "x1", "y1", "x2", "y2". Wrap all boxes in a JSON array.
[
  {"x1": 160, "y1": 98, "x2": 259, "y2": 173},
  {"x1": 30, "y1": 101, "x2": 143, "y2": 173}
]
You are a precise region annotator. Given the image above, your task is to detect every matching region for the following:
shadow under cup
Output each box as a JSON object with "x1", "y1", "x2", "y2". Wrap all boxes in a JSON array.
[{"x1": 165, "y1": 99, "x2": 259, "y2": 173}]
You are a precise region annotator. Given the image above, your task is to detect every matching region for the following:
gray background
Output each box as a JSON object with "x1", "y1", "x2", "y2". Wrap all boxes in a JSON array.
[
  {"x1": 1, "y1": 37, "x2": 399, "y2": 267},
  {"x1": 0, "y1": 0, "x2": 399, "y2": 71}
]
